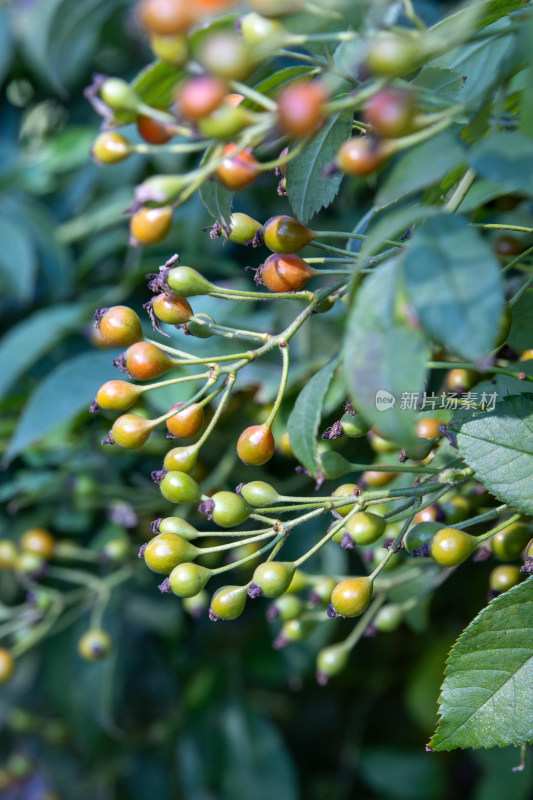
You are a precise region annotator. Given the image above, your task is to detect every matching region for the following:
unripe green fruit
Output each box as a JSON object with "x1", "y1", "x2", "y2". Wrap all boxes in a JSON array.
[
  {"x1": 281, "y1": 618, "x2": 312, "y2": 642},
  {"x1": 111, "y1": 414, "x2": 153, "y2": 449},
  {"x1": 331, "y1": 576, "x2": 373, "y2": 617},
  {"x1": 0, "y1": 649, "x2": 15, "y2": 683},
  {"x1": 332, "y1": 484, "x2": 359, "y2": 517},
  {"x1": 367, "y1": 430, "x2": 400, "y2": 453},
  {"x1": 403, "y1": 438, "x2": 434, "y2": 461},
  {"x1": 163, "y1": 446, "x2": 198, "y2": 474},
  {"x1": 286, "y1": 569, "x2": 309, "y2": 593},
  {"x1": 431, "y1": 528, "x2": 477, "y2": 567},
  {"x1": 252, "y1": 561, "x2": 295, "y2": 598},
  {"x1": 92, "y1": 132, "x2": 131, "y2": 164},
  {"x1": 102, "y1": 538, "x2": 130, "y2": 563},
  {"x1": 442, "y1": 496, "x2": 471, "y2": 525},
  {"x1": 316, "y1": 644, "x2": 348, "y2": 680},
  {"x1": 185, "y1": 313, "x2": 216, "y2": 338},
  {"x1": 309, "y1": 576, "x2": 337, "y2": 605},
  {"x1": 239, "y1": 12, "x2": 290, "y2": 49},
  {"x1": 96, "y1": 380, "x2": 142, "y2": 411},
  {"x1": 158, "y1": 517, "x2": 199, "y2": 540},
  {"x1": 344, "y1": 512, "x2": 386, "y2": 546},
  {"x1": 135, "y1": 175, "x2": 186, "y2": 205},
  {"x1": 150, "y1": 33, "x2": 189, "y2": 65},
  {"x1": 78, "y1": 629, "x2": 112, "y2": 661},
  {"x1": 198, "y1": 32, "x2": 253, "y2": 81},
  {"x1": 366, "y1": 34, "x2": 420, "y2": 77},
  {"x1": 144, "y1": 532, "x2": 199, "y2": 574},
  {"x1": 167, "y1": 266, "x2": 214, "y2": 297},
  {"x1": 491, "y1": 522, "x2": 530, "y2": 561},
  {"x1": 489, "y1": 564, "x2": 523, "y2": 593},
  {"x1": 319, "y1": 451, "x2": 352, "y2": 479},
  {"x1": 211, "y1": 491, "x2": 251, "y2": 528},
  {"x1": 182, "y1": 589, "x2": 209, "y2": 617},
  {"x1": 375, "y1": 604, "x2": 403, "y2": 632},
  {"x1": 197, "y1": 105, "x2": 253, "y2": 140},
  {"x1": 100, "y1": 78, "x2": 140, "y2": 112},
  {"x1": 340, "y1": 412, "x2": 371, "y2": 438},
  {"x1": 169, "y1": 563, "x2": 211, "y2": 597},
  {"x1": 262, "y1": 215, "x2": 316, "y2": 253},
  {"x1": 404, "y1": 521, "x2": 442, "y2": 554},
  {"x1": 223, "y1": 212, "x2": 262, "y2": 244},
  {"x1": 210, "y1": 585, "x2": 247, "y2": 620},
  {"x1": 0, "y1": 540, "x2": 18, "y2": 570},
  {"x1": 495, "y1": 304, "x2": 512, "y2": 349},
  {"x1": 268, "y1": 594, "x2": 303, "y2": 621},
  {"x1": 239, "y1": 481, "x2": 280, "y2": 507},
  {"x1": 160, "y1": 471, "x2": 202, "y2": 504}
]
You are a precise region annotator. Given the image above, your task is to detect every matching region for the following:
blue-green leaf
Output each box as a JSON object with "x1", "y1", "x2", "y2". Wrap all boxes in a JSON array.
[
  {"x1": 404, "y1": 214, "x2": 503, "y2": 360},
  {"x1": 0, "y1": 304, "x2": 86, "y2": 401},
  {"x1": 287, "y1": 357, "x2": 339, "y2": 478},
  {"x1": 5, "y1": 350, "x2": 120, "y2": 461},
  {"x1": 344, "y1": 257, "x2": 429, "y2": 446}
]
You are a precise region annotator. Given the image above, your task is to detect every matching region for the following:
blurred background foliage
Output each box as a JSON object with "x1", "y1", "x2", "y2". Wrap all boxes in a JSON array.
[{"x1": 1, "y1": 1, "x2": 532, "y2": 798}]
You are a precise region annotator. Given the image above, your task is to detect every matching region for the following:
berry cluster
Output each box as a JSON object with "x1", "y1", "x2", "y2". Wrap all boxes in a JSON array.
[{"x1": 2, "y1": 0, "x2": 532, "y2": 693}]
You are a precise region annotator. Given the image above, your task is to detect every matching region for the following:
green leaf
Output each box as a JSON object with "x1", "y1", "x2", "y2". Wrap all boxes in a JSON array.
[
  {"x1": 413, "y1": 67, "x2": 464, "y2": 100},
  {"x1": 376, "y1": 132, "x2": 466, "y2": 206},
  {"x1": 430, "y1": 578, "x2": 533, "y2": 750},
  {"x1": 343, "y1": 257, "x2": 429, "y2": 446},
  {"x1": 0, "y1": 218, "x2": 37, "y2": 303},
  {"x1": 359, "y1": 747, "x2": 446, "y2": 800},
  {"x1": 357, "y1": 205, "x2": 439, "y2": 265},
  {"x1": 0, "y1": 305, "x2": 86, "y2": 402},
  {"x1": 199, "y1": 149, "x2": 233, "y2": 229},
  {"x1": 451, "y1": 393, "x2": 533, "y2": 515},
  {"x1": 432, "y1": 23, "x2": 514, "y2": 104},
  {"x1": 5, "y1": 350, "x2": 120, "y2": 462},
  {"x1": 404, "y1": 214, "x2": 503, "y2": 360},
  {"x1": 469, "y1": 131, "x2": 533, "y2": 195},
  {"x1": 286, "y1": 109, "x2": 352, "y2": 223},
  {"x1": 287, "y1": 357, "x2": 339, "y2": 478},
  {"x1": 19, "y1": 0, "x2": 119, "y2": 92},
  {"x1": 219, "y1": 706, "x2": 298, "y2": 800},
  {"x1": 131, "y1": 59, "x2": 185, "y2": 110},
  {"x1": 243, "y1": 66, "x2": 313, "y2": 111},
  {"x1": 508, "y1": 290, "x2": 533, "y2": 351}
]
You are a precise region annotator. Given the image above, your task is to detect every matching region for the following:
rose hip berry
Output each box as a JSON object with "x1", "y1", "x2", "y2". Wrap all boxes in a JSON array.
[{"x1": 260, "y1": 253, "x2": 317, "y2": 293}]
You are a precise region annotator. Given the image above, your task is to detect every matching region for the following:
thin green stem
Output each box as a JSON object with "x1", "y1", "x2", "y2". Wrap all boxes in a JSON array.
[
  {"x1": 192, "y1": 374, "x2": 236, "y2": 449},
  {"x1": 369, "y1": 514, "x2": 415, "y2": 581},
  {"x1": 212, "y1": 534, "x2": 283, "y2": 575},
  {"x1": 453, "y1": 505, "x2": 508, "y2": 530},
  {"x1": 341, "y1": 594, "x2": 388, "y2": 650},
  {"x1": 509, "y1": 272, "x2": 533, "y2": 307},
  {"x1": 229, "y1": 80, "x2": 277, "y2": 111},
  {"x1": 445, "y1": 168, "x2": 476, "y2": 213},
  {"x1": 427, "y1": 360, "x2": 533, "y2": 384},
  {"x1": 265, "y1": 345, "x2": 290, "y2": 428},
  {"x1": 477, "y1": 514, "x2": 523, "y2": 544}
]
